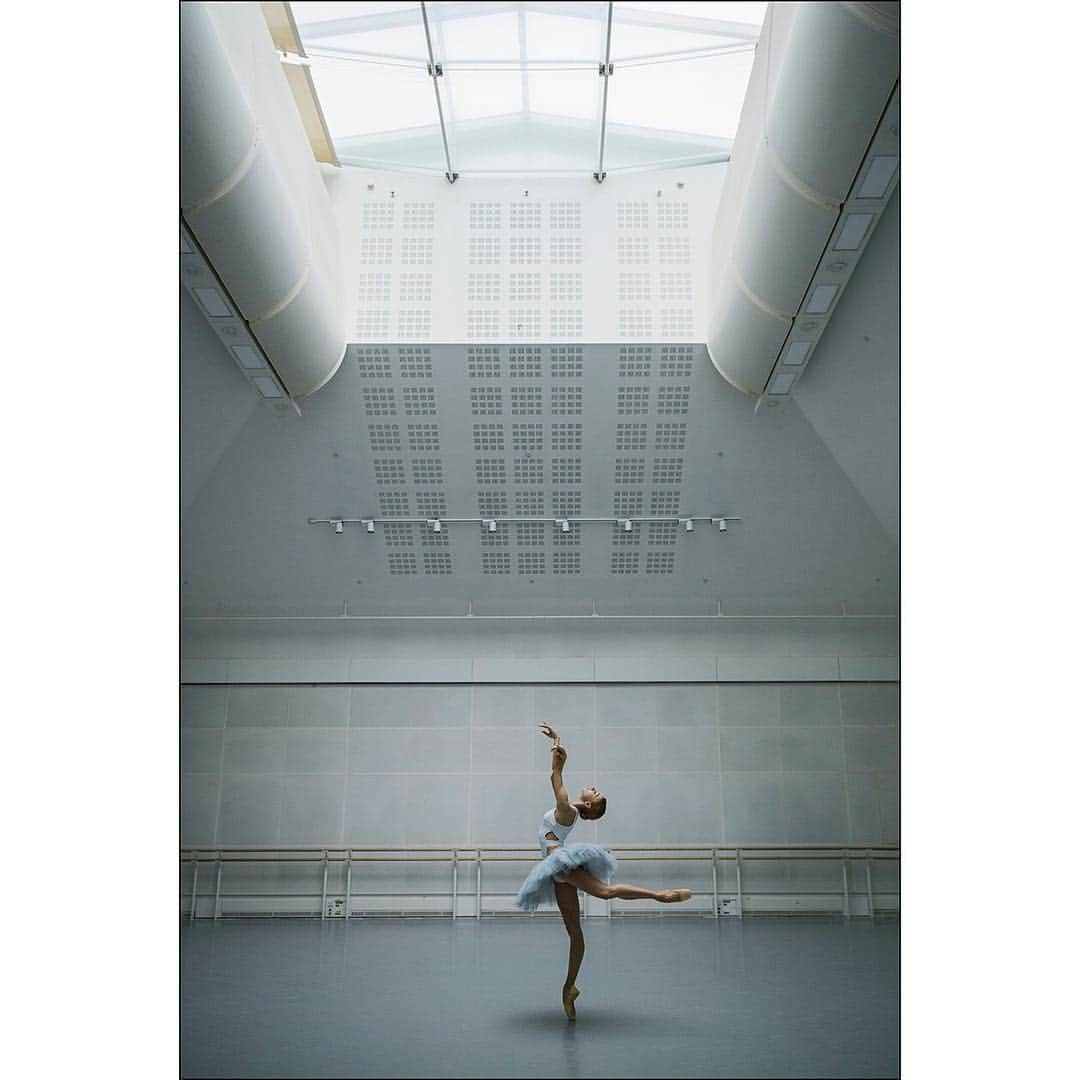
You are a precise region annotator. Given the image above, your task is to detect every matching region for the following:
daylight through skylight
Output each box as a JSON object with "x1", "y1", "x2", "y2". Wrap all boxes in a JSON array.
[{"x1": 289, "y1": 1, "x2": 767, "y2": 177}]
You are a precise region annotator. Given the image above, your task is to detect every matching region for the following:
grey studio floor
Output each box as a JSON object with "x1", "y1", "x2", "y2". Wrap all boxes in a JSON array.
[{"x1": 181, "y1": 916, "x2": 899, "y2": 1079}]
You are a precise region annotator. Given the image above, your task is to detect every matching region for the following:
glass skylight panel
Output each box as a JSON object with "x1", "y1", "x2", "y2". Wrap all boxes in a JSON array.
[
  {"x1": 442, "y1": 68, "x2": 523, "y2": 123},
  {"x1": 618, "y1": 2, "x2": 767, "y2": 26},
  {"x1": 293, "y1": 1, "x2": 419, "y2": 25},
  {"x1": 307, "y1": 30, "x2": 426, "y2": 61},
  {"x1": 607, "y1": 50, "x2": 754, "y2": 140},
  {"x1": 609, "y1": 22, "x2": 746, "y2": 61},
  {"x1": 290, "y1": 0, "x2": 767, "y2": 175},
  {"x1": 306, "y1": 54, "x2": 436, "y2": 138},
  {"x1": 451, "y1": 120, "x2": 596, "y2": 173},
  {"x1": 602, "y1": 125, "x2": 725, "y2": 172},
  {"x1": 429, "y1": 7, "x2": 520, "y2": 63},
  {"x1": 524, "y1": 11, "x2": 605, "y2": 64},
  {"x1": 292, "y1": 3, "x2": 428, "y2": 60},
  {"x1": 528, "y1": 68, "x2": 601, "y2": 122}
]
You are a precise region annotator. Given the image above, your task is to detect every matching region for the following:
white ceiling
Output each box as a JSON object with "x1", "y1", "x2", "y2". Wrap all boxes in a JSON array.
[{"x1": 180, "y1": 191, "x2": 898, "y2": 619}]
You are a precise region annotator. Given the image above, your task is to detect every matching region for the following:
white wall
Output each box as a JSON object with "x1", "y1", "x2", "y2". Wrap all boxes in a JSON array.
[
  {"x1": 793, "y1": 194, "x2": 900, "y2": 545},
  {"x1": 182, "y1": 679, "x2": 898, "y2": 848},
  {"x1": 181, "y1": 618, "x2": 897, "y2": 917},
  {"x1": 180, "y1": 287, "x2": 259, "y2": 516},
  {"x1": 182, "y1": 614, "x2": 899, "y2": 664}
]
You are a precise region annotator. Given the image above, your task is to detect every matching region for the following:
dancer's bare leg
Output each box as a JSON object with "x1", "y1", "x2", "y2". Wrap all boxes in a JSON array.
[
  {"x1": 560, "y1": 867, "x2": 692, "y2": 904},
  {"x1": 554, "y1": 882, "x2": 584, "y2": 1019}
]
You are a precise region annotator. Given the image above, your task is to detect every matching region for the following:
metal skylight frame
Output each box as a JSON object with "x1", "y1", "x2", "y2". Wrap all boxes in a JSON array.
[
  {"x1": 419, "y1": 2, "x2": 458, "y2": 182},
  {"x1": 289, "y1": 1, "x2": 765, "y2": 179},
  {"x1": 594, "y1": 2, "x2": 614, "y2": 183}
]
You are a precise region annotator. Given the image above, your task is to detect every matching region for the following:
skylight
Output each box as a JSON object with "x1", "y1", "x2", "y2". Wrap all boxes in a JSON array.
[{"x1": 289, "y1": 1, "x2": 767, "y2": 178}]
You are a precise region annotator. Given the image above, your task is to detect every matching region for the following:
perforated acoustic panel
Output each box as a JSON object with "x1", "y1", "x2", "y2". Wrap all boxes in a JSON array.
[
  {"x1": 332, "y1": 341, "x2": 720, "y2": 603},
  {"x1": 326, "y1": 156, "x2": 728, "y2": 608},
  {"x1": 180, "y1": 165, "x2": 899, "y2": 617},
  {"x1": 335, "y1": 166, "x2": 718, "y2": 345}
]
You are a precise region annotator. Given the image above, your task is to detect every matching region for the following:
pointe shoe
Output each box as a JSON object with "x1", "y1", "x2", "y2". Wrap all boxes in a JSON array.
[{"x1": 662, "y1": 889, "x2": 692, "y2": 903}]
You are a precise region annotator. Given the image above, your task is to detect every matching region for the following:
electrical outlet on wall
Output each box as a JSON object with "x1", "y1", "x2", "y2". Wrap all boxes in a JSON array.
[
  {"x1": 327, "y1": 897, "x2": 345, "y2": 918},
  {"x1": 718, "y1": 898, "x2": 740, "y2": 917}
]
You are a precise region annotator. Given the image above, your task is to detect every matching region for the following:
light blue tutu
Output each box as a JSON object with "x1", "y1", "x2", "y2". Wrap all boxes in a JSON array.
[{"x1": 513, "y1": 844, "x2": 618, "y2": 912}]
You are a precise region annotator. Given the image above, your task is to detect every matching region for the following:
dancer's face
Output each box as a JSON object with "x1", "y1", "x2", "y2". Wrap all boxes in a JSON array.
[{"x1": 580, "y1": 786, "x2": 602, "y2": 808}]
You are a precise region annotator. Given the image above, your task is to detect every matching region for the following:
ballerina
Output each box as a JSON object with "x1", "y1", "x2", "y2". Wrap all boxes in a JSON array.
[{"x1": 514, "y1": 722, "x2": 692, "y2": 1019}]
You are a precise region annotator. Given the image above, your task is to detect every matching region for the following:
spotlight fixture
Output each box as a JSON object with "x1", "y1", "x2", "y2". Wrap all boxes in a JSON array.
[{"x1": 308, "y1": 513, "x2": 736, "y2": 538}]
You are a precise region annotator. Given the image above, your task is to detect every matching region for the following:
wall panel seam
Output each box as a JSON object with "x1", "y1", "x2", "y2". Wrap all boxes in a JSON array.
[{"x1": 182, "y1": 679, "x2": 900, "y2": 687}]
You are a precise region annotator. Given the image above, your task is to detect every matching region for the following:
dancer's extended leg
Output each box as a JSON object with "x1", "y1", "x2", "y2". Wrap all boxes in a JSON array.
[
  {"x1": 560, "y1": 867, "x2": 692, "y2": 904},
  {"x1": 554, "y1": 882, "x2": 584, "y2": 1020}
]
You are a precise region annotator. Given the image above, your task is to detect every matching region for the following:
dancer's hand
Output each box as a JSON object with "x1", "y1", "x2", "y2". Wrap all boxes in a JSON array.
[{"x1": 539, "y1": 722, "x2": 560, "y2": 743}]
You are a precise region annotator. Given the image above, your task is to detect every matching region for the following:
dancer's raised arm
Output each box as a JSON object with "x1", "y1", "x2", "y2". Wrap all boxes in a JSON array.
[{"x1": 549, "y1": 743, "x2": 575, "y2": 825}]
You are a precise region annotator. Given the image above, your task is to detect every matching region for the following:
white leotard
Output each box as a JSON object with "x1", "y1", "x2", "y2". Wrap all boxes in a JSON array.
[{"x1": 538, "y1": 806, "x2": 577, "y2": 858}]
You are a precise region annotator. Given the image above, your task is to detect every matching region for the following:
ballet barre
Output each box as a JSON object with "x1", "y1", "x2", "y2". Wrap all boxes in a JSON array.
[{"x1": 180, "y1": 844, "x2": 898, "y2": 922}]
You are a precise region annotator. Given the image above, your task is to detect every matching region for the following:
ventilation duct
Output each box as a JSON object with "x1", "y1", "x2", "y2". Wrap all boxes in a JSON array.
[
  {"x1": 180, "y1": 2, "x2": 346, "y2": 400},
  {"x1": 707, "y1": 2, "x2": 899, "y2": 398}
]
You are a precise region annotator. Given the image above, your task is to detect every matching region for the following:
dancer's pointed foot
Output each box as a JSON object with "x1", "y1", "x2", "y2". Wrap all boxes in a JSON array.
[
  {"x1": 562, "y1": 984, "x2": 581, "y2": 1020},
  {"x1": 659, "y1": 889, "x2": 692, "y2": 903}
]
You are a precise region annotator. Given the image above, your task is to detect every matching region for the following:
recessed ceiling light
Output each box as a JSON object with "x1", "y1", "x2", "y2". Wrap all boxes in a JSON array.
[
  {"x1": 827, "y1": 261, "x2": 848, "y2": 273},
  {"x1": 193, "y1": 287, "x2": 231, "y2": 318},
  {"x1": 252, "y1": 376, "x2": 283, "y2": 398},
  {"x1": 805, "y1": 285, "x2": 839, "y2": 315},
  {"x1": 782, "y1": 341, "x2": 812, "y2": 366},
  {"x1": 857, "y1": 155, "x2": 898, "y2": 199},
  {"x1": 834, "y1": 213, "x2": 874, "y2": 251},
  {"x1": 769, "y1": 371, "x2": 797, "y2": 395},
  {"x1": 231, "y1": 345, "x2": 264, "y2": 370}
]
